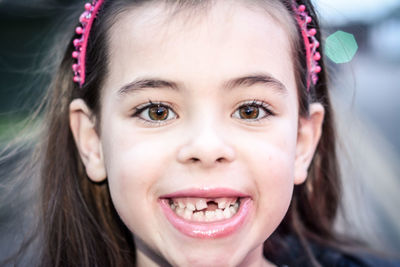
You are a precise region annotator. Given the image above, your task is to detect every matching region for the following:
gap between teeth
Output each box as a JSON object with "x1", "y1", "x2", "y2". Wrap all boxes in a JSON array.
[{"x1": 169, "y1": 198, "x2": 240, "y2": 222}]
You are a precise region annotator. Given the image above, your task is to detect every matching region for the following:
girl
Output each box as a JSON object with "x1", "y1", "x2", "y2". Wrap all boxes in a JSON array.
[{"x1": 2, "y1": 0, "x2": 399, "y2": 266}]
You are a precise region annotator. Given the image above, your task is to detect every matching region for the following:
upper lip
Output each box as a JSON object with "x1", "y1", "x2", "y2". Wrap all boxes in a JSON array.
[{"x1": 159, "y1": 187, "x2": 251, "y2": 199}]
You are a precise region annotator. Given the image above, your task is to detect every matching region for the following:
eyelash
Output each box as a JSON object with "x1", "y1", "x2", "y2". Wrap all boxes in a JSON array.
[
  {"x1": 131, "y1": 99, "x2": 274, "y2": 126},
  {"x1": 131, "y1": 100, "x2": 178, "y2": 126},
  {"x1": 232, "y1": 100, "x2": 274, "y2": 122}
]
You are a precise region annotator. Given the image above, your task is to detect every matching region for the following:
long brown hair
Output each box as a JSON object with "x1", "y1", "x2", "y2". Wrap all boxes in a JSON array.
[{"x1": 3, "y1": 0, "x2": 364, "y2": 266}]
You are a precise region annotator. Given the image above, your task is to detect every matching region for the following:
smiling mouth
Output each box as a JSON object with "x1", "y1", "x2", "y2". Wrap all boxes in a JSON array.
[
  {"x1": 159, "y1": 189, "x2": 252, "y2": 238},
  {"x1": 169, "y1": 197, "x2": 240, "y2": 222}
]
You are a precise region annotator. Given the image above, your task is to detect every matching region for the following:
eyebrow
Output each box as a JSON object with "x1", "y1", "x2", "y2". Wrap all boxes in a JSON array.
[
  {"x1": 223, "y1": 73, "x2": 288, "y2": 95},
  {"x1": 118, "y1": 79, "x2": 179, "y2": 95},
  {"x1": 117, "y1": 73, "x2": 287, "y2": 96}
]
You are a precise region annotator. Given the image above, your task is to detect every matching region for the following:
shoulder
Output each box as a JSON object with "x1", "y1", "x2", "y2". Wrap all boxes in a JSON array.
[
  {"x1": 267, "y1": 234, "x2": 400, "y2": 267},
  {"x1": 314, "y1": 245, "x2": 400, "y2": 267}
]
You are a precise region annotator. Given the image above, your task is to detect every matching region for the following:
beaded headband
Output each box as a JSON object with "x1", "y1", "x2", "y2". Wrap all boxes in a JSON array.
[
  {"x1": 292, "y1": 2, "x2": 321, "y2": 91},
  {"x1": 72, "y1": 0, "x2": 105, "y2": 87},
  {"x1": 72, "y1": 0, "x2": 321, "y2": 90}
]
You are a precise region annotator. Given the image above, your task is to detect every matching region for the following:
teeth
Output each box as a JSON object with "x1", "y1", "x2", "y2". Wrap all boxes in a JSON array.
[
  {"x1": 193, "y1": 211, "x2": 205, "y2": 221},
  {"x1": 229, "y1": 206, "x2": 236, "y2": 215},
  {"x1": 169, "y1": 197, "x2": 241, "y2": 222},
  {"x1": 216, "y1": 197, "x2": 237, "y2": 209},
  {"x1": 178, "y1": 201, "x2": 185, "y2": 209},
  {"x1": 195, "y1": 199, "x2": 208, "y2": 210},
  {"x1": 186, "y1": 202, "x2": 196, "y2": 211},
  {"x1": 176, "y1": 207, "x2": 184, "y2": 217},
  {"x1": 215, "y1": 208, "x2": 224, "y2": 220},
  {"x1": 217, "y1": 200, "x2": 226, "y2": 209},
  {"x1": 183, "y1": 209, "x2": 192, "y2": 220},
  {"x1": 223, "y1": 207, "x2": 232, "y2": 218},
  {"x1": 205, "y1": 211, "x2": 216, "y2": 221}
]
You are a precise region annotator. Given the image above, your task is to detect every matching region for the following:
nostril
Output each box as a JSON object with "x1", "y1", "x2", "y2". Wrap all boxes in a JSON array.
[
  {"x1": 216, "y1": 157, "x2": 225, "y2": 163},
  {"x1": 190, "y1": 158, "x2": 200, "y2": 163}
]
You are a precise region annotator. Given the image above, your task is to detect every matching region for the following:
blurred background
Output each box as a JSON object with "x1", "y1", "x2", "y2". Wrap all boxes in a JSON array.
[
  {"x1": 315, "y1": 0, "x2": 400, "y2": 255},
  {"x1": 0, "y1": 0, "x2": 399, "y2": 263}
]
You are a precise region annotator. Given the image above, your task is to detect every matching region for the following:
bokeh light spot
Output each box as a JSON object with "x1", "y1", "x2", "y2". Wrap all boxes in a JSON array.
[{"x1": 325, "y1": 31, "x2": 358, "y2": 64}]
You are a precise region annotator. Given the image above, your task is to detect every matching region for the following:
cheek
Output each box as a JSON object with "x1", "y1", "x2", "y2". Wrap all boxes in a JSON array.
[
  {"x1": 102, "y1": 134, "x2": 173, "y2": 234},
  {"x1": 238, "y1": 120, "x2": 297, "y2": 184},
  {"x1": 255, "y1": 150, "x2": 295, "y2": 238},
  {"x1": 251, "y1": 142, "x2": 295, "y2": 204},
  {"x1": 257, "y1": 148, "x2": 294, "y2": 219},
  {"x1": 236, "y1": 123, "x2": 297, "y2": 231}
]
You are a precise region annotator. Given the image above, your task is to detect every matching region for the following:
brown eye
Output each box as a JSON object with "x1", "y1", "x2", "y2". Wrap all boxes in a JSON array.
[
  {"x1": 239, "y1": 105, "x2": 259, "y2": 120},
  {"x1": 232, "y1": 100, "x2": 273, "y2": 122},
  {"x1": 148, "y1": 105, "x2": 169, "y2": 121},
  {"x1": 133, "y1": 102, "x2": 178, "y2": 125}
]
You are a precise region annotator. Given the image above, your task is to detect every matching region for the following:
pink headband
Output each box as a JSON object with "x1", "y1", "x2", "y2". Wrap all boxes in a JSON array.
[
  {"x1": 292, "y1": 2, "x2": 321, "y2": 91},
  {"x1": 72, "y1": 0, "x2": 105, "y2": 87},
  {"x1": 72, "y1": 0, "x2": 321, "y2": 90}
]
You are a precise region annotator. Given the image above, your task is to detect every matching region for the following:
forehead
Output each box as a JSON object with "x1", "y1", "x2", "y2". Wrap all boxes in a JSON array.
[{"x1": 103, "y1": 0, "x2": 297, "y2": 99}]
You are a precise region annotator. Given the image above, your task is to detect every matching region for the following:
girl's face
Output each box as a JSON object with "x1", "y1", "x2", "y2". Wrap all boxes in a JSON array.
[{"x1": 70, "y1": 1, "x2": 324, "y2": 266}]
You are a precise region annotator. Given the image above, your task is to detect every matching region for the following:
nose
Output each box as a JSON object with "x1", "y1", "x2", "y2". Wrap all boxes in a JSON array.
[{"x1": 177, "y1": 123, "x2": 236, "y2": 168}]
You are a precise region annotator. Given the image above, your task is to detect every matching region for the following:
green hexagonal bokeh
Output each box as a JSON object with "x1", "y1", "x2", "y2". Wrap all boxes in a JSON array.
[{"x1": 325, "y1": 31, "x2": 358, "y2": 64}]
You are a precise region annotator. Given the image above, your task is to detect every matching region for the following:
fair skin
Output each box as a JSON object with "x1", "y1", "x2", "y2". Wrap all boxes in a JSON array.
[{"x1": 69, "y1": 1, "x2": 324, "y2": 267}]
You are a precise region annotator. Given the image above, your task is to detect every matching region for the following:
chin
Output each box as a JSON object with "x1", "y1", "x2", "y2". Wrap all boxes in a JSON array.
[{"x1": 166, "y1": 249, "x2": 245, "y2": 267}]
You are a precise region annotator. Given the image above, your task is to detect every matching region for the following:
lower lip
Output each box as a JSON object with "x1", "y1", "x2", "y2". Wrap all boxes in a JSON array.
[{"x1": 159, "y1": 198, "x2": 252, "y2": 239}]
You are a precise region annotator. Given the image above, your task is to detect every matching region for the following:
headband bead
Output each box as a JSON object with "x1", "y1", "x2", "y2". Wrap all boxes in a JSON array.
[
  {"x1": 72, "y1": 0, "x2": 105, "y2": 88},
  {"x1": 292, "y1": 1, "x2": 322, "y2": 91}
]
